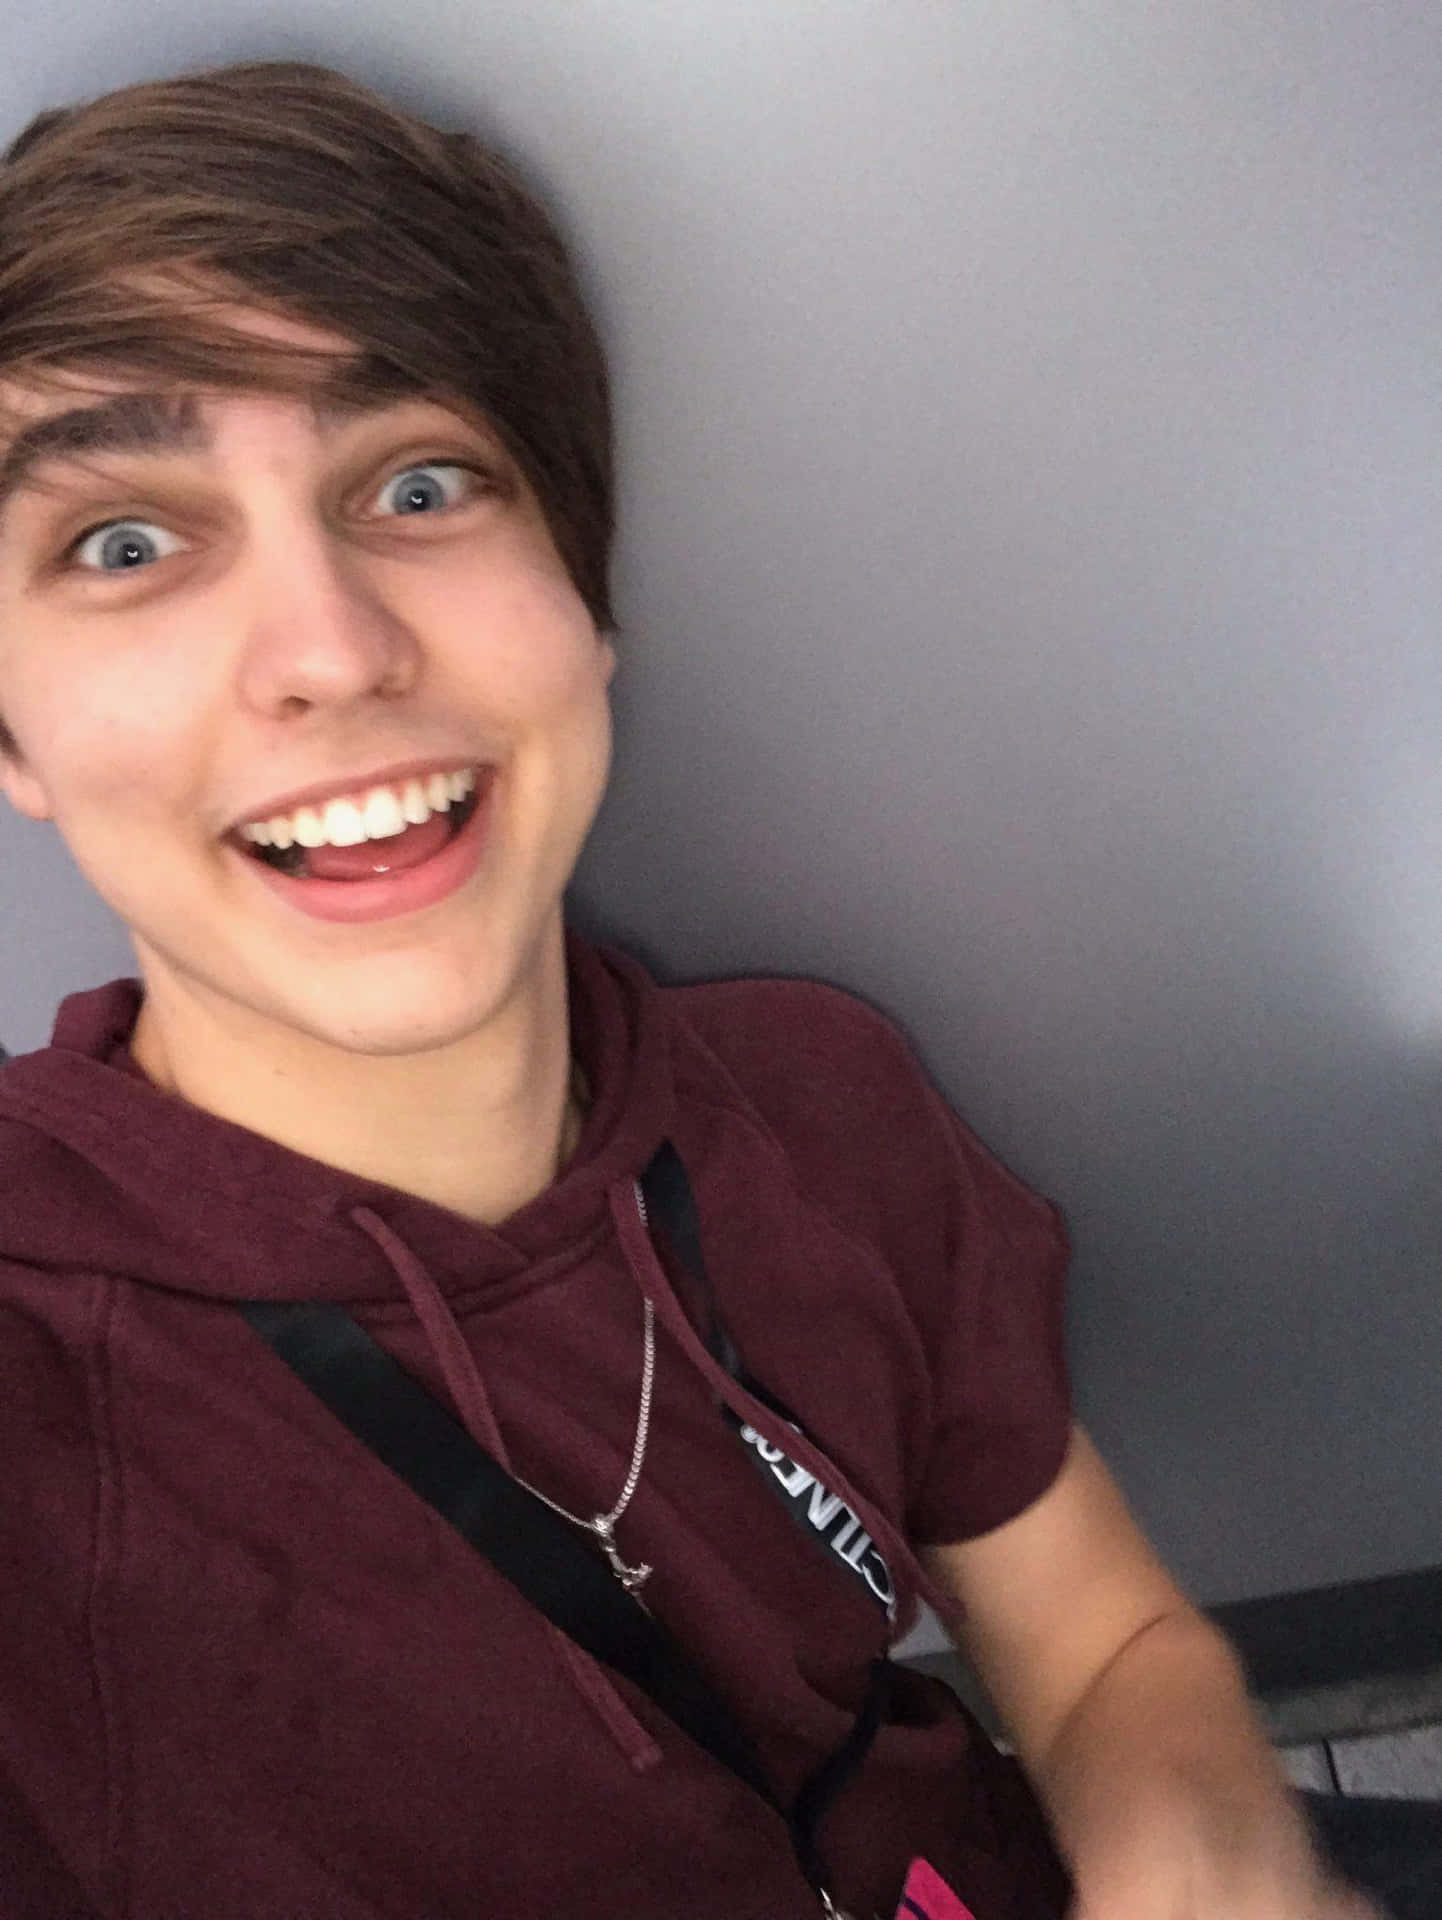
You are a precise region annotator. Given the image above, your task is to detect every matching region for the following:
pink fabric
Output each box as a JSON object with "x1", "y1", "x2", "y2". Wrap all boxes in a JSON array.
[{"x1": 898, "y1": 1856, "x2": 980, "y2": 1919}]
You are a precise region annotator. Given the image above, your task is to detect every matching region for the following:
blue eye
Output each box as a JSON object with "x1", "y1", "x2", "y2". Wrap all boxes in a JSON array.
[
  {"x1": 376, "y1": 464, "x2": 471, "y2": 517},
  {"x1": 73, "y1": 520, "x2": 184, "y2": 572}
]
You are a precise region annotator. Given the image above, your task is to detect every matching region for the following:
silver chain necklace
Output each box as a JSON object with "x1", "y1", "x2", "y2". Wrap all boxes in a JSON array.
[
  {"x1": 515, "y1": 1174, "x2": 856, "y2": 1920},
  {"x1": 509, "y1": 1181, "x2": 656, "y2": 1598}
]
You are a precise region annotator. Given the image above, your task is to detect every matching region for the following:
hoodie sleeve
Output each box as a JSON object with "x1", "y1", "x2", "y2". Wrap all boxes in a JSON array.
[
  {"x1": 0, "y1": 1283, "x2": 119, "y2": 1914},
  {"x1": 898, "y1": 1097, "x2": 1073, "y2": 1544},
  {"x1": 670, "y1": 976, "x2": 1073, "y2": 1547},
  {"x1": 785, "y1": 998, "x2": 1074, "y2": 1546}
]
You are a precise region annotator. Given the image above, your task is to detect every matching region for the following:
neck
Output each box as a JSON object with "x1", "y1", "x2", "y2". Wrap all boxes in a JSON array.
[{"x1": 128, "y1": 927, "x2": 581, "y2": 1226}]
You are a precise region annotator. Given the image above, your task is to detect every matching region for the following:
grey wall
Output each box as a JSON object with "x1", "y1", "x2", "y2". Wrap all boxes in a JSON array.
[{"x1": 1, "y1": 2, "x2": 1438, "y2": 1606}]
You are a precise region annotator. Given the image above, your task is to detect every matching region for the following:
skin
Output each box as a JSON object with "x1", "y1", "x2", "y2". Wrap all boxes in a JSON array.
[
  {"x1": 926, "y1": 1431, "x2": 1378, "y2": 1919},
  {"x1": 0, "y1": 311, "x2": 615, "y2": 1221},
  {"x1": 0, "y1": 306, "x2": 1379, "y2": 1918}
]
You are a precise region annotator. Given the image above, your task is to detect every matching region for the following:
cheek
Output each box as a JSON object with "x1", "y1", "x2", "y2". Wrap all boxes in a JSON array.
[
  {"x1": 0, "y1": 614, "x2": 211, "y2": 821},
  {"x1": 445, "y1": 564, "x2": 612, "y2": 723}
]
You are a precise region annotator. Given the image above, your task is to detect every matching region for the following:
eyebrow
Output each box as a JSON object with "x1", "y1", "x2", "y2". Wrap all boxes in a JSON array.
[
  {"x1": 0, "y1": 392, "x2": 209, "y2": 518},
  {"x1": 0, "y1": 371, "x2": 438, "y2": 521}
]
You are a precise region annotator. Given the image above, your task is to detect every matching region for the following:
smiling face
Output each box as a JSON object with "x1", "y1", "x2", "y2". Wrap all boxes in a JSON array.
[{"x1": 0, "y1": 327, "x2": 616, "y2": 1062}]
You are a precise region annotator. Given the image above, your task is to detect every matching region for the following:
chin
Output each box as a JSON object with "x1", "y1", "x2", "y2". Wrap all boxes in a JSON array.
[
  {"x1": 274, "y1": 996, "x2": 498, "y2": 1060},
  {"x1": 259, "y1": 930, "x2": 556, "y2": 1061}
]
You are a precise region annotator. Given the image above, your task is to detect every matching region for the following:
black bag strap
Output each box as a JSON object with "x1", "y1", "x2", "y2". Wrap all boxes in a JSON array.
[
  {"x1": 237, "y1": 1138, "x2": 893, "y2": 1906},
  {"x1": 237, "y1": 1297, "x2": 777, "y2": 1809},
  {"x1": 640, "y1": 1139, "x2": 765, "y2": 1394}
]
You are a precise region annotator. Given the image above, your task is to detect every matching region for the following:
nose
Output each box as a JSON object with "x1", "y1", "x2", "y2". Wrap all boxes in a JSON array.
[{"x1": 234, "y1": 520, "x2": 421, "y2": 719}]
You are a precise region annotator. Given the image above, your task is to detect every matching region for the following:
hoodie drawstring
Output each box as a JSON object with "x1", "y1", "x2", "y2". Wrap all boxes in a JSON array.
[
  {"x1": 351, "y1": 1208, "x2": 508, "y2": 1460},
  {"x1": 348, "y1": 1205, "x2": 663, "y2": 1773}
]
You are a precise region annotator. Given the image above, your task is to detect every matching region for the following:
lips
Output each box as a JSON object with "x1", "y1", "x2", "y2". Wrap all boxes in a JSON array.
[
  {"x1": 235, "y1": 768, "x2": 480, "y2": 879},
  {"x1": 225, "y1": 756, "x2": 495, "y2": 921},
  {"x1": 242, "y1": 777, "x2": 480, "y2": 881}
]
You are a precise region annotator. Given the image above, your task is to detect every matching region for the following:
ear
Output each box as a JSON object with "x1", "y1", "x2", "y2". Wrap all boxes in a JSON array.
[
  {"x1": 0, "y1": 747, "x2": 54, "y2": 822},
  {"x1": 598, "y1": 636, "x2": 618, "y2": 687}
]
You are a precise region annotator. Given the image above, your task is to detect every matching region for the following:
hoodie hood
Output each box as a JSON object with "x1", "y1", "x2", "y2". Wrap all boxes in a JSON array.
[
  {"x1": 0, "y1": 931, "x2": 940, "y2": 1632},
  {"x1": 0, "y1": 934, "x2": 674, "y2": 1305},
  {"x1": 0, "y1": 925, "x2": 942, "y2": 1704}
]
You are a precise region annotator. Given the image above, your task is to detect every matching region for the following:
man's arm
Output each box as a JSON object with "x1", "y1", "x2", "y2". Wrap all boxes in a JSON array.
[{"x1": 921, "y1": 1426, "x2": 1375, "y2": 1919}]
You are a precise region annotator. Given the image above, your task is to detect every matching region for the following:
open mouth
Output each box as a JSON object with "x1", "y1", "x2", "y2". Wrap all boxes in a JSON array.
[{"x1": 234, "y1": 767, "x2": 484, "y2": 884}]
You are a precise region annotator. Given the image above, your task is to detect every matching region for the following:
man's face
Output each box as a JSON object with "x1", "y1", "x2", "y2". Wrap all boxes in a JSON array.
[{"x1": 0, "y1": 315, "x2": 616, "y2": 1057}]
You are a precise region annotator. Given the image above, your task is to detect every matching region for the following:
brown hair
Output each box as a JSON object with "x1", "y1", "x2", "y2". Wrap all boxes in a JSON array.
[{"x1": 0, "y1": 60, "x2": 615, "y2": 642}]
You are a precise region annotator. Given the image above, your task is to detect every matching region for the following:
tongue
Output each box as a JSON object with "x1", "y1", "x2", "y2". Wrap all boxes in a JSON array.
[{"x1": 305, "y1": 811, "x2": 454, "y2": 882}]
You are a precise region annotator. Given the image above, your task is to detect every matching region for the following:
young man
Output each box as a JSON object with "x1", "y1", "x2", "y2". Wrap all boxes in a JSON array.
[{"x1": 0, "y1": 62, "x2": 1377, "y2": 1920}]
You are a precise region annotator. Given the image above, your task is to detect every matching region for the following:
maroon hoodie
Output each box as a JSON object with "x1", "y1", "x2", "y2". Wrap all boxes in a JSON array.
[{"x1": 0, "y1": 936, "x2": 1072, "y2": 1920}]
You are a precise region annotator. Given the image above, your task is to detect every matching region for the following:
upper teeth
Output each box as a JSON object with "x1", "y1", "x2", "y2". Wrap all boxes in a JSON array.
[{"x1": 241, "y1": 768, "x2": 478, "y2": 850}]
